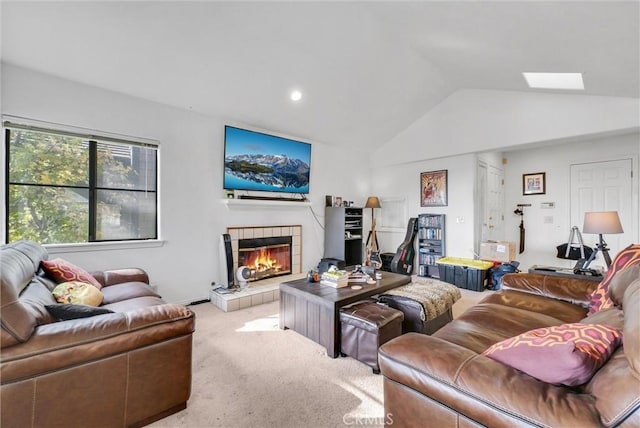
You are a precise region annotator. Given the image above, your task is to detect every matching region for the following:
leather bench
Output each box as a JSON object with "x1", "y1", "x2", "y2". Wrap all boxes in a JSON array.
[
  {"x1": 339, "y1": 300, "x2": 403, "y2": 374},
  {"x1": 378, "y1": 277, "x2": 461, "y2": 334}
]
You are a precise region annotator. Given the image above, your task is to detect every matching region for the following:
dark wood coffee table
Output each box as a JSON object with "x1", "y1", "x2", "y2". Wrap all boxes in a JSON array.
[{"x1": 279, "y1": 271, "x2": 411, "y2": 358}]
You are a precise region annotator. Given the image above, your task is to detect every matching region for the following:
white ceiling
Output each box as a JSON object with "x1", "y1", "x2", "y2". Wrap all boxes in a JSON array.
[{"x1": 2, "y1": 1, "x2": 639, "y2": 150}]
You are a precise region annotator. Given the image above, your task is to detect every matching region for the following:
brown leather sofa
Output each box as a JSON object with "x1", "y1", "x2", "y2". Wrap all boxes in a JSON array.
[
  {"x1": 1, "y1": 240, "x2": 195, "y2": 428},
  {"x1": 379, "y1": 260, "x2": 640, "y2": 427}
]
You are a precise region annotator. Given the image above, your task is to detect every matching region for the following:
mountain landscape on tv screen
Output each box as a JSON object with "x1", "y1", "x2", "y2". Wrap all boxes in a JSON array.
[{"x1": 225, "y1": 154, "x2": 310, "y2": 190}]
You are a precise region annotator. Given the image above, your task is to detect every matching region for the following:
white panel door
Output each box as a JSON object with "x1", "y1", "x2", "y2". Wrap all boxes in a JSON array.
[
  {"x1": 476, "y1": 161, "x2": 488, "y2": 247},
  {"x1": 476, "y1": 160, "x2": 505, "y2": 254},
  {"x1": 570, "y1": 159, "x2": 633, "y2": 260},
  {"x1": 487, "y1": 164, "x2": 505, "y2": 241}
]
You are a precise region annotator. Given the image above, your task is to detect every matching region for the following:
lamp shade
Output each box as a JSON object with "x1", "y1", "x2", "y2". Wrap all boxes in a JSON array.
[
  {"x1": 364, "y1": 196, "x2": 381, "y2": 209},
  {"x1": 583, "y1": 211, "x2": 624, "y2": 234}
]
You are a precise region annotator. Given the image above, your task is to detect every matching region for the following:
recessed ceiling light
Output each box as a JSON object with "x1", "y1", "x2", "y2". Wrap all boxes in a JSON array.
[
  {"x1": 290, "y1": 90, "x2": 302, "y2": 101},
  {"x1": 522, "y1": 72, "x2": 584, "y2": 90}
]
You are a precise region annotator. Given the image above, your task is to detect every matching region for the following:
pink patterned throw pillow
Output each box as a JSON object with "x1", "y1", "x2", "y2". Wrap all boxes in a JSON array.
[
  {"x1": 588, "y1": 244, "x2": 640, "y2": 314},
  {"x1": 41, "y1": 258, "x2": 103, "y2": 290},
  {"x1": 483, "y1": 323, "x2": 622, "y2": 386}
]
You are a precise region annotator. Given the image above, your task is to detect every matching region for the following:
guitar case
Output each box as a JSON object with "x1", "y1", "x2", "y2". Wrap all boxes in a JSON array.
[{"x1": 390, "y1": 218, "x2": 418, "y2": 275}]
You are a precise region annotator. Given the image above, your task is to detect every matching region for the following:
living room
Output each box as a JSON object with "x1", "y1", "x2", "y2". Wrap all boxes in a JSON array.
[
  {"x1": 2, "y1": 2, "x2": 638, "y2": 306},
  {"x1": 1, "y1": 1, "x2": 639, "y2": 427}
]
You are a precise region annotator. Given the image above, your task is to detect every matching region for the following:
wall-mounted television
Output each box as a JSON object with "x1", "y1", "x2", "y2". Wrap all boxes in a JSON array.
[{"x1": 223, "y1": 125, "x2": 311, "y2": 194}]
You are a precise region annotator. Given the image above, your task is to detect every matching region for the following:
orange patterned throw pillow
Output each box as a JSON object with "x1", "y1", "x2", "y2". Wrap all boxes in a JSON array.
[
  {"x1": 52, "y1": 281, "x2": 104, "y2": 306},
  {"x1": 483, "y1": 323, "x2": 622, "y2": 386},
  {"x1": 589, "y1": 244, "x2": 640, "y2": 314},
  {"x1": 41, "y1": 258, "x2": 103, "y2": 290}
]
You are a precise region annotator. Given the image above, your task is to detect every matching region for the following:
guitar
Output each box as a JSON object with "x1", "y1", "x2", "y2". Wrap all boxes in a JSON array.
[
  {"x1": 366, "y1": 217, "x2": 382, "y2": 268},
  {"x1": 391, "y1": 218, "x2": 418, "y2": 275}
]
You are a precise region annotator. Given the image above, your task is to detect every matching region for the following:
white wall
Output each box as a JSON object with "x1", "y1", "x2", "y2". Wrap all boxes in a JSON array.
[
  {"x1": 373, "y1": 89, "x2": 640, "y2": 168},
  {"x1": 1, "y1": 63, "x2": 369, "y2": 303},
  {"x1": 371, "y1": 154, "x2": 477, "y2": 260},
  {"x1": 503, "y1": 133, "x2": 639, "y2": 270}
]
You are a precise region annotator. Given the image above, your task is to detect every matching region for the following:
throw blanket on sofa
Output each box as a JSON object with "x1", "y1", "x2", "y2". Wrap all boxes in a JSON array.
[{"x1": 383, "y1": 277, "x2": 461, "y2": 321}]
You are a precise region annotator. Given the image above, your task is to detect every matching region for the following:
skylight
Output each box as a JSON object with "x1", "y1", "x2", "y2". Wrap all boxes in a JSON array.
[{"x1": 522, "y1": 72, "x2": 584, "y2": 90}]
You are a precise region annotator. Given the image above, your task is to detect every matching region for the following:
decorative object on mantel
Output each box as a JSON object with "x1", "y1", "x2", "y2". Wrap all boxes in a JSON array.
[
  {"x1": 583, "y1": 211, "x2": 624, "y2": 268},
  {"x1": 421, "y1": 170, "x2": 448, "y2": 207}
]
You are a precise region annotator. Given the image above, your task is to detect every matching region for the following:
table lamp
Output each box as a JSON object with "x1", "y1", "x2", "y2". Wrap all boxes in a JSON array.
[{"x1": 582, "y1": 211, "x2": 624, "y2": 268}]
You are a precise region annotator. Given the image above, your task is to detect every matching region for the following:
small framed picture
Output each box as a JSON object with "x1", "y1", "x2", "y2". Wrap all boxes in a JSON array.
[
  {"x1": 334, "y1": 196, "x2": 343, "y2": 207},
  {"x1": 421, "y1": 170, "x2": 448, "y2": 207},
  {"x1": 523, "y1": 172, "x2": 546, "y2": 195}
]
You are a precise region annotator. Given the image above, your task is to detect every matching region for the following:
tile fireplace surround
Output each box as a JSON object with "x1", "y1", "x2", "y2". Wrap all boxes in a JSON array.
[{"x1": 210, "y1": 225, "x2": 304, "y2": 312}]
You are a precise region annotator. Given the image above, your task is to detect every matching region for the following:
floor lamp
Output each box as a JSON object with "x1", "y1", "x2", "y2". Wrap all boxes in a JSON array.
[
  {"x1": 364, "y1": 196, "x2": 381, "y2": 253},
  {"x1": 582, "y1": 211, "x2": 624, "y2": 268}
]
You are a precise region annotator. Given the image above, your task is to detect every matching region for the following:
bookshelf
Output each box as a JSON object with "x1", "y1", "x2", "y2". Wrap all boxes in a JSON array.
[{"x1": 417, "y1": 213, "x2": 445, "y2": 278}]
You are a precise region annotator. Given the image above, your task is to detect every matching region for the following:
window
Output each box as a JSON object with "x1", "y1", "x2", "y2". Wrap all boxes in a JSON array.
[{"x1": 5, "y1": 122, "x2": 158, "y2": 244}]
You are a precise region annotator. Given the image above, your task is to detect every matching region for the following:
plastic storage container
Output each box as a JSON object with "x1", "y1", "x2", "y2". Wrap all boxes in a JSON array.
[{"x1": 436, "y1": 257, "x2": 494, "y2": 291}]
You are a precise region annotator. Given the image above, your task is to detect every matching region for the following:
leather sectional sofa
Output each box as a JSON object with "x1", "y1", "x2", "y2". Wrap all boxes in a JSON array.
[
  {"x1": 1, "y1": 240, "x2": 195, "y2": 427},
  {"x1": 379, "y1": 246, "x2": 640, "y2": 427}
]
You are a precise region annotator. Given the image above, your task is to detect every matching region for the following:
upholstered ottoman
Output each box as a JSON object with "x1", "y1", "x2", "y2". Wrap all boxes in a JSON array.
[
  {"x1": 378, "y1": 277, "x2": 461, "y2": 334},
  {"x1": 339, "y1": 300, "x2": 404, "y2": 374}
]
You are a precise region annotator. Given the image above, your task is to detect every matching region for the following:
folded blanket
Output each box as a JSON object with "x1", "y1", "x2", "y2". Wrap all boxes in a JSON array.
[{"x1": 381, "y1": 277, "x2": 461, "y2": 321}]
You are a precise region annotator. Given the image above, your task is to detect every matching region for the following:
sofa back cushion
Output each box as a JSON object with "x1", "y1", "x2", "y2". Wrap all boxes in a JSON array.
[
  {"x1": 583, "y1": 280, "x2": 640, "y2": 425},
  {"x1": 623, "y1": 280, "x2": 640, "y2": 378},
  {"x1": 608, "y1": 265, "x2": 640, "y2": 308},
  {"x1": 0, "y1": 241, "x2": 49, "y2": 347}
]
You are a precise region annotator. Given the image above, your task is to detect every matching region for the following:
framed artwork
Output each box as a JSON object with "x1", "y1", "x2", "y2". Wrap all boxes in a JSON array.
[
  {"x1": 421, "y1": 170, "x2": 448, "y2": 207},
  {"x1": 522, "y1": 172, "x2": 546, "y2": 195}
]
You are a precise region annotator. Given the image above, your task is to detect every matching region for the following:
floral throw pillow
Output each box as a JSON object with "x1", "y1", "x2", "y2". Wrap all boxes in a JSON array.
[
  {"x1": 52, "y1": 281, "x2": 104, "y2": 306},
  {"x1": 41, "y1": 258, "x2": 103, "y2": 290},
  {"x1": 483, "y1": 323, "x2": 622, "y2": 386}
]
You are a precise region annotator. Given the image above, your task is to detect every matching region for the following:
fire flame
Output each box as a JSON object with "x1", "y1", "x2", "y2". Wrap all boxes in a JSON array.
[{"x1": 247, "y1": 248, "x2": 282, "y2": 273}]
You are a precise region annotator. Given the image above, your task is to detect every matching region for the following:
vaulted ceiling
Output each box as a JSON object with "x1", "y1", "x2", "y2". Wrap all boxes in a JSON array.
[{"x1": 2, "y1": 1, "x2": 639, "y2": 150}]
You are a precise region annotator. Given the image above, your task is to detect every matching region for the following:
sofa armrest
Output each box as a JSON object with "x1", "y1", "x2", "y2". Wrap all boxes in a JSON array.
[
  {"x1": 501, "y1": 273, "x2": 599, "y2": 307},
  {"x1": 91, "y1": 268, "x2": 150, "y2": 287},
  {"x1": 379, "y1": 333, "x2": 602, "y2": 427},
  {"x1": 1, "y1": 304, "x2": 194, "y2": 383}
]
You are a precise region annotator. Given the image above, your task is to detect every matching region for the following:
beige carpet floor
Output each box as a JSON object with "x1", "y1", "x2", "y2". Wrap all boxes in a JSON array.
[{"x1": 150, "y1": 288, "x2": 486, "y2": 428}]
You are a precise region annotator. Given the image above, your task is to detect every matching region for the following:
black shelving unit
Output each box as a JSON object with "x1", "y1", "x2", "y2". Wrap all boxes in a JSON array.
[
  {"x1": 417, "y1": 213, "x2": 445, "y2": 278},
  {"x1": 324, "y1": 207, "x2": 363, "y2": 266}
]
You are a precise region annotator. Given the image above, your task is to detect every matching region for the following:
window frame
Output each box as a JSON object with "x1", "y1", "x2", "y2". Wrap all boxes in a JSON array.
[{"x1": 4, "y1": 119, "x2": 160, "y2": 245}]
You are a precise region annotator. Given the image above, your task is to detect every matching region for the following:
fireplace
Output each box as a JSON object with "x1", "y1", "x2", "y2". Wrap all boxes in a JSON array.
[
  {"x1": 226, "y1": 225, "x2": 302, "y2": 286},
  {"x1": 238, "y1": 236, "x2": 292, "y2": 282}
]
